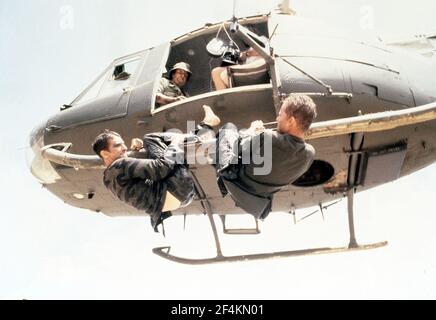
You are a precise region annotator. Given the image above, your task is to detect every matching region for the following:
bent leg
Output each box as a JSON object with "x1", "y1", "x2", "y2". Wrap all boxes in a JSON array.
[
  {"x1": 212, "y1": 66, "x2": 229, "y2": 91},
  {"x1": 220, "y1": 69, "x2": 230, "y2": 87},
  {"x1": 216, "y1": 122, "x2": 240, "y2": 174},
  {"x1": 165, "y1": 165, "x2": 195, "y2": 208}
]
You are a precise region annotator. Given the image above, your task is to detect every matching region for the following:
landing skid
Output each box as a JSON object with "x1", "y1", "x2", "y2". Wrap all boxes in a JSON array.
[
  {"x1": 152, "y1": 241, "x2": 387, "y2": 265},
  {"x1": 152, "y1": 173, "x2": 387, "y2": 265}
]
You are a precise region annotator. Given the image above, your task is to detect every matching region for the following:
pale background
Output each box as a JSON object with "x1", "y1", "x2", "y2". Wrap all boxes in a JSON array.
[{"x1": 1, "y1": 0, "x2": 435, "y2": 299}]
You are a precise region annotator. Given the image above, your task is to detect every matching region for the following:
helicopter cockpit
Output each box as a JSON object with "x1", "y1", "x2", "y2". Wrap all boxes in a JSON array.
[
  {"x1": 145, "y1": 15, "x2": 279, "y2": 132},
  {"x1": 161, "y1": 16, "x2": 270, "y2": 100},
  {"x1": 60, "y1": 15, "x2": 277, "y2": 133}
]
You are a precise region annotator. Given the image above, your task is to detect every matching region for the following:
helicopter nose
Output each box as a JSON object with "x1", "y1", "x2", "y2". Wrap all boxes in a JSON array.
[
  {"x1": 29, "y1": 122, "x2": 61, "y2": 184},
  {"x1": 29, "y1": 122, "x2": 45, "y2": 151}
]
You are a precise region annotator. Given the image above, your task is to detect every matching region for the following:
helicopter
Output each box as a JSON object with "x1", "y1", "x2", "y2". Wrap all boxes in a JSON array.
[{"x1": 28, "y1": 3, "x2": 436, "y2": 264}]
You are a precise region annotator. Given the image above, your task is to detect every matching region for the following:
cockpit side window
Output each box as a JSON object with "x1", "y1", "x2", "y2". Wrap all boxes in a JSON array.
[
  {"x1": 73, "y1": 68, "x2": 110, "y2": 105},
  {"x1": 72, "y1": 56, "x2": 142, "y2": 106},
  {"x1": 98, "y1": 58, "x2": 141, "y2": 97}
]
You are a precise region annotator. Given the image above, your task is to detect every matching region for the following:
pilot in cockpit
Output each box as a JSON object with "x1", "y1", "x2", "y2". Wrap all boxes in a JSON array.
[{"x1": 155, "y1": 62, "x2": 192, "y2": 108}]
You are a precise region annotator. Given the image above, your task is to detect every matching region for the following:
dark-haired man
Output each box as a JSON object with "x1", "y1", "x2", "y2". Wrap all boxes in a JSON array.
[{"x1": 92, "y1": 105, "x2": 220, "y2": 231}]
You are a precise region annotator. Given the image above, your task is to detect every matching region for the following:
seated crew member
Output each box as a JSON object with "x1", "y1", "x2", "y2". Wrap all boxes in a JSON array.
[
  {"x1": 92, "y1": 106, "x2": 221, "y2": 231},
  {"x1": 155, "y1": 62, "x2": 192, "y2": 107},
  {"x1": 214, "y1": 93, "x2": 317, "y2": 220},
  {"x1": 211, "y1": 47, "x2": 265, "y2": 91}
]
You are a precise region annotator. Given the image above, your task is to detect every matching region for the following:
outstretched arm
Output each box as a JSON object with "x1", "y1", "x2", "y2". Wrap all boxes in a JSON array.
[
  {"x1": 123, "y1": 135, "x2": 185, "y2": 181},
  {"x1": 155, "y1": 93, "x2": 186, "y2": 105},
  {"x1": 240, "y1": 120, "x2": 265, "y2": 137}
]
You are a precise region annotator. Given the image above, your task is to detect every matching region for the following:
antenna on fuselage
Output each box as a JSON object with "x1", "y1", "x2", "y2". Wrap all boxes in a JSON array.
[{"x1": 232, "y1": 0, "x2": 238, "y2": 22}]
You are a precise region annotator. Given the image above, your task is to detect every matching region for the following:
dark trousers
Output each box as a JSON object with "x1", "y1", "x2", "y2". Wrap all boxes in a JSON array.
[
  {"x1": 215, "y1": 122, "x2": 240, "y2": 177},
  {"x1": 213, "y1": 123, "x2": 273, "y2": 220}
]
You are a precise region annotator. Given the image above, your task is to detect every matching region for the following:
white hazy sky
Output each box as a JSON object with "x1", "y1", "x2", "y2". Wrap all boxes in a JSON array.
[{"x1": 1, "y1": 0, "x2": 436, "y2": 299}]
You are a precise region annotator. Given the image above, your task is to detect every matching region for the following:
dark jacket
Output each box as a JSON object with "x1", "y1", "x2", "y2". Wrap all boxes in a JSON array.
[
  {"x1": 240, "y1": 130, "x2": 315, "y2": 195},
  {"x1": 217, "y1": 125, "x2": 315, "y2": 219},
  {"x1": 103, "y1": 133, "x2": 195, "y2": 231}
]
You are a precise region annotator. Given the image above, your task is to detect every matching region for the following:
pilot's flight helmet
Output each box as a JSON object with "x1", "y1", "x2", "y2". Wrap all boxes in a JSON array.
[{"x1": 169, "y1": 62, "x2": 192, "y2": 81}]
